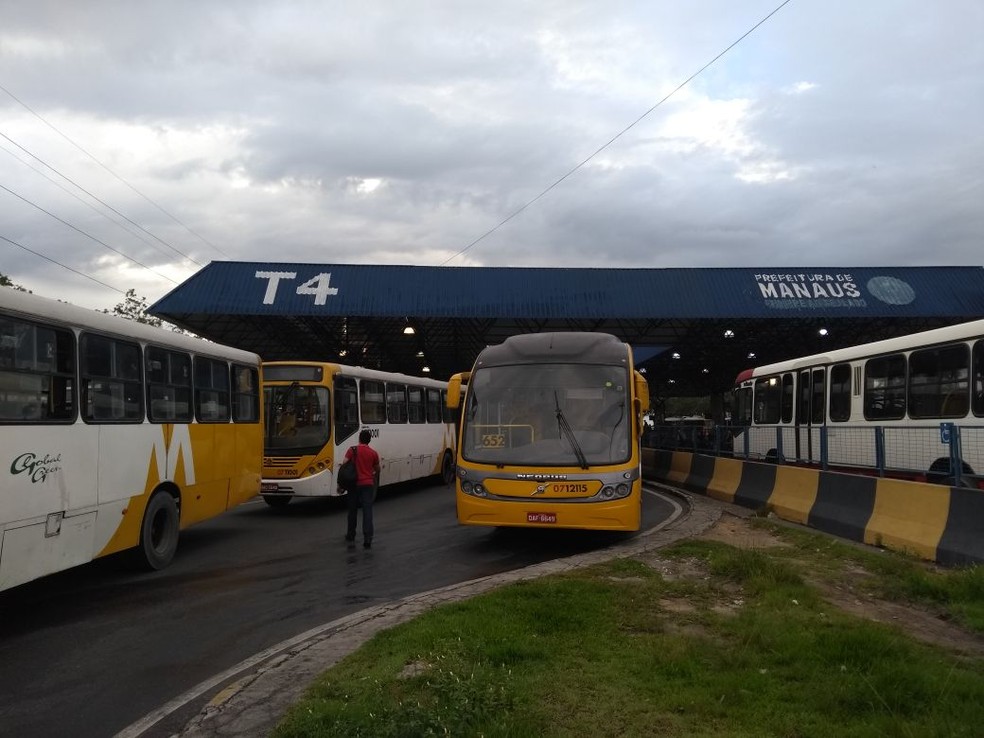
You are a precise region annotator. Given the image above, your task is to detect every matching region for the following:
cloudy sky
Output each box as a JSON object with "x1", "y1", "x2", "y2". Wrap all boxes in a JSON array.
[{"x1": 1, "y1": 0, "x2": 981, "y2": 310}]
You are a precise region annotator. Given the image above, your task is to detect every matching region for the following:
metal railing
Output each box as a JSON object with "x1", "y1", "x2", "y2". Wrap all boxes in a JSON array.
[{"x1": 642, "y1": 423, "x2": 984, "y2": 488}]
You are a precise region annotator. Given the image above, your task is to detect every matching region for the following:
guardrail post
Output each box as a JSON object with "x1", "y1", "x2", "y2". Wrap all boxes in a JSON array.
[
  {"x1": 950, "y1": 425, "x2": 963, "y2": 486},
  {"x1": 875, "y1": 426, "x2": 886, "y2": 477},
  {"x1": 819, "y1": 426, "x2": 828, "y2": 471}
]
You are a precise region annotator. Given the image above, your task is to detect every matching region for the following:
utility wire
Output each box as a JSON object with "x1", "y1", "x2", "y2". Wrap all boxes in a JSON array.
[
  {"x1": 0, "y1": 183, "x2": 178, "y2": 284},
  {"x1": 0, "y1": 138, "x2": 200, "y2": 266},
  {"x1": 0, "y1": 131, "x2": 204, "y2": 267},
  {"x1": 0, "y1": 81, "x2": 230, "y2": 260},
  {"x1": 440, "y1": 0, "x2": 795, "y2": 266},
  {"x1": 0, "y1": 233, "x2": 126, "y2": 294}
]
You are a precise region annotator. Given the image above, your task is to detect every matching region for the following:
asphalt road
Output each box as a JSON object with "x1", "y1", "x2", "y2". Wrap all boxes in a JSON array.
[{"x1": 0, "y1": 478, "x2": 677, "y2": 738}]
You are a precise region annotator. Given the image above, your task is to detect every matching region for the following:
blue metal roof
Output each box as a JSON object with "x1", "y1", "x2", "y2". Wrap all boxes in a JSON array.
[
  {"x1": 151, "y1": 263, "x2": 984, "y2": 320},
  {"x1": 148, "y1": 263, "x2": 984, "y2": 392}
]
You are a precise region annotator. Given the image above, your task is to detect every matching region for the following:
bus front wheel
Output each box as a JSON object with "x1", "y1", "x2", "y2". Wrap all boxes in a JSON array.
[
  {"x1": 134, "y1": 491, "x2": 180, "y2": 570},
  {"x1": 441, "y1": 451, "x2": 455, "y2": 486}
]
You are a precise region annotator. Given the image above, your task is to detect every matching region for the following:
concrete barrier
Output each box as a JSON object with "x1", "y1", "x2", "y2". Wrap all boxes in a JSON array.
[{"x1": 641, "y1": 449, "x2": 983, "y2": 565}]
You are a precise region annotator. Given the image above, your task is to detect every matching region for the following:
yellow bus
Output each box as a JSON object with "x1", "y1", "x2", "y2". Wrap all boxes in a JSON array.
[
  {"x1": 260, "y1": 362, "x2": 456, "y2": 506},
  {"x1": 0, "y1": 288, "x2": 262, "y2": 591},
  {"x1": 446, "y1": 332, "x2": 649, "y2": 531}
]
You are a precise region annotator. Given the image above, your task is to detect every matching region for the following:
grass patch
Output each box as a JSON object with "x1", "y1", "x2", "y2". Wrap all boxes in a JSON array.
[
  {"x1": 275, "y1": 528, "x2": 984, "y2": 738},
  {"x1": 738, "y1": 519, "x2": 984, "y2": 633}
]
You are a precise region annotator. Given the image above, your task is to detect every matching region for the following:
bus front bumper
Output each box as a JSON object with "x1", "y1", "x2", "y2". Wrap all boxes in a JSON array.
[{"x1": 456, "y1": 495, "x2": 640, "y2": 532}]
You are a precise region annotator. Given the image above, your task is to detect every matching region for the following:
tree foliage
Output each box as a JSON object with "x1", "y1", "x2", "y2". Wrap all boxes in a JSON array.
[
  {"x1": 104, "y1": 289, "x2": 163, "y2": 327},
  {"x1": 104, "y1": 288, "x2": 195, "y2": 335},
  {"x1": 0, "y1": 272, "x2": 29, "y2": 292}
]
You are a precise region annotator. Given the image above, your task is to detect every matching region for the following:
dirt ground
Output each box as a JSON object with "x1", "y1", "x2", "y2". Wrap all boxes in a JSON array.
[{"x1": 653, "y1": 514, "x2": 984, "y2": 658}]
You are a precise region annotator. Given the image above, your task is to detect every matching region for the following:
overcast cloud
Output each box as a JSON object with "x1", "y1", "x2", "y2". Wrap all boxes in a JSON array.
[{"x1": 1, "y1": 0, "x2": 981, "y2": 310}]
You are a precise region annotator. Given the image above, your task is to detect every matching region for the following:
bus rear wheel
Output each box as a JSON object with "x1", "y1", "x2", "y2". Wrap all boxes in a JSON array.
[
  {"x1": 263, "y1": 494, "x2": 292, "y2": 508},
  {"x1": 132, "y1": 491, "x2": 180, "y2": 570}
]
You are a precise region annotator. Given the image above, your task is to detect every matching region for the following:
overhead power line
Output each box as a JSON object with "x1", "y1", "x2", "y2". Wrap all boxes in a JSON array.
[
  {"x1": 0, "y1": 81, "x2": 231, "y2": 260},
  {"x1": 0, "y1": 182, "x2": 179, "y2": 284},
  {"x1": 441, "y1": 0, "x2": 795, "y2": 266},
  {"x1": 0, "y1": 233, "x2": 126, "y2": 294},
  {"x1": 0, "y1": 136, "x2": 204, "y2": 267}
]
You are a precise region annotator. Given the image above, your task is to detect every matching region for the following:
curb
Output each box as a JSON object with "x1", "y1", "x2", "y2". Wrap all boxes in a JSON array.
[{"x1": 129, "y1": 487, "x2": 723, "y2": 738}]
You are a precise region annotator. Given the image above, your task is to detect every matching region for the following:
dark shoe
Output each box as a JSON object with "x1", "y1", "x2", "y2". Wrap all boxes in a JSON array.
[
  {"x1": 345, "y1": 534, "x2": 355, "y2": 543},
  {"x1": 363, "y1": 539, "x2": 372, "y2": 549}
]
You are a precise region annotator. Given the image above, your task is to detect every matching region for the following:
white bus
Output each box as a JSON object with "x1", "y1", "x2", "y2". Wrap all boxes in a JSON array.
[
  {"x1": 260, "y1": 362, "x2": 456, "y2": 506},
  {"x1": 732, "y1": 318, "x2": 984, "y2": 487},
  {"x1": 0, "y1": 288, "x2": 263, "y2": 591}
]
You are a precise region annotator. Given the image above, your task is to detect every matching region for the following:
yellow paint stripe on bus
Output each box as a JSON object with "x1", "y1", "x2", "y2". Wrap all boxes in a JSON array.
[
  {"x1": 865, "y1": 478, "x2": 950, "y2": 560},
  {"x1": 706, "y1": 457, "x2": 743, "y2": 503},
  {"x1": 770, "y1": 466, "x2": 820, "y2": 525}
]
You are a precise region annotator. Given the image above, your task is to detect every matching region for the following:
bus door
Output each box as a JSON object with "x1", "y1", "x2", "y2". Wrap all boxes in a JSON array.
[
  {"x1": 333, "y1": 375, "x2": 360, "y2": 447},
  {"x1": 795, "y1": 368, "x2": 825, "y2": 463}
]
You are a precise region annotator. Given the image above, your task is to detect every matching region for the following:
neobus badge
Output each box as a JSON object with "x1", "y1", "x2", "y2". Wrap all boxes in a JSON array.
[{"x1": 516, "y1": 473, "x2": 568, "y2": 481}]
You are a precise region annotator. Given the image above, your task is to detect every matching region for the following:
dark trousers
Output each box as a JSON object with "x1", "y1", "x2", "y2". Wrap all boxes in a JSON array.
[{"x1": 346, "y1": 484, "x2": 375, "y2": 541}]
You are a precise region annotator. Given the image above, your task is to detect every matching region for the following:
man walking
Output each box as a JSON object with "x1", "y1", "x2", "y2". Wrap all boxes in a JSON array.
[{"x1": 344, "y1": 430, "x2": 380, "y2": 548}]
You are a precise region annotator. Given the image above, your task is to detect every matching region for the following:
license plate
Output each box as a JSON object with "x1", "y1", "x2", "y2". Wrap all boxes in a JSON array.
[
  {"x1": 261, "y1": 482, "x2": 279, "y2": 493},
  {"x1": 527, "y1": 512, "x2": 557, "y2": 524}
]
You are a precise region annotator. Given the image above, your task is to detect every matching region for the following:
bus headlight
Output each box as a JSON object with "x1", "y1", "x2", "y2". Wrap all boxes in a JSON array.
[
  {"x1": 460, "y1": 480, "x2": 486, "y2": 497},
  {"x1": 615, "y1": 483, "x2": 629, "y2": 498},
  {"x1": 600, "y1": 485, "x2": 615, "y2": 499}
]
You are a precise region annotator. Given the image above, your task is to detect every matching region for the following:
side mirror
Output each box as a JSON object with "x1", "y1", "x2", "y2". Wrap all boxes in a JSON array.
[
  {"x1": 633, "y1": 370, "x2": 650, "y2": 434},
  {"x1": 446, "y1": 372, "x2": 469, "y2": 409}
]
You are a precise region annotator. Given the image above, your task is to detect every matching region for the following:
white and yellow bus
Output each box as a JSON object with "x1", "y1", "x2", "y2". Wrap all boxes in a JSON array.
[
  {"x1": 260, "y1": 362, "x2": 456, "y2": 506},
  {"x1": 446, "y1": 332, "x2": 650, "y2": 531},
  {"x1": 0, "y1": 288, "x2": 262, "y2": 591}
]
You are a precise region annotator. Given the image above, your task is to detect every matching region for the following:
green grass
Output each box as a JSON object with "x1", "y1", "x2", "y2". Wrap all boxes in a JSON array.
[{"x1": 274, "y1": 523, "x2": 984, "y2": 738}]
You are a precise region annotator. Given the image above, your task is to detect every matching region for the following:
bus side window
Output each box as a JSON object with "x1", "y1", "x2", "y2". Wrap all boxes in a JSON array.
[
  {"x1": 195, "y1": 357, "x2": 230, "y2": 422},
  {"x1": 829, "y1": 364, "x2": 851, "y2": 422},
  {"x1": 386, "y1": 382, "x2": 408, "y2": 424},
  {"x1": 232, "y1": 364, "x2": 259, "y2": 422},
  {"x1": 426, "y1": 388, "x2": 442, "y2": 423},
  {"x1": 974, "y1": 340, "x2": 984, "y2": 417},
  {"x1": 864, "y1": 354, "x2": 905, "y2": 420},
  {"x1": 82, "y1": 333, "x2": 143, "y2": 423},
  {"x1": 407, "y1": 385, "x2": 426, "y2": 424},
  {"x1": 147, "y1": 346, "x2": 193, "y2": 423},
  {"x1": 0, "y1": 317, "x2": 75, "y2": 422}
]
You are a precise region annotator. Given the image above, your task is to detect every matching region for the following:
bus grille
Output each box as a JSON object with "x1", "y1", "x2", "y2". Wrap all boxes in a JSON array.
[{"x1": 265, "y1": 456, "x2": 302, "y2": 468}]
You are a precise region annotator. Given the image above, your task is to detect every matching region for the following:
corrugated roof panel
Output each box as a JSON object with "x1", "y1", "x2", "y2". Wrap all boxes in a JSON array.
[{"x1": 151, "y1": 263, "x2": 984, "y2": 319}]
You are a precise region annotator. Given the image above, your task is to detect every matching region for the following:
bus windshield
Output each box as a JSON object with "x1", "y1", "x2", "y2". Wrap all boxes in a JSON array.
[
  {"x1": 264, "y1": 384, "x2": 331, "y2": 451},
  {"x1": 461, "y1": 363, "x2": 630, "y2": 466}
]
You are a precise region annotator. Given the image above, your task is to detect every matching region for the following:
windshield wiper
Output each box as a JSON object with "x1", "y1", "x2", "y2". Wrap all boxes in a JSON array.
[
  {"x1": 554, "y1": 391, "x2": 588, "y2": 469},
  {"x1": 606, "y1": 401, "x2": 625, "y2": 458}
]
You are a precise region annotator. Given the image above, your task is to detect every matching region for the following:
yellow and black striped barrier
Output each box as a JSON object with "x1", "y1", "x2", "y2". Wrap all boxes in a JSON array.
[{"x1": 641, "y1": 448, "x2": 982, "y2": 565}]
